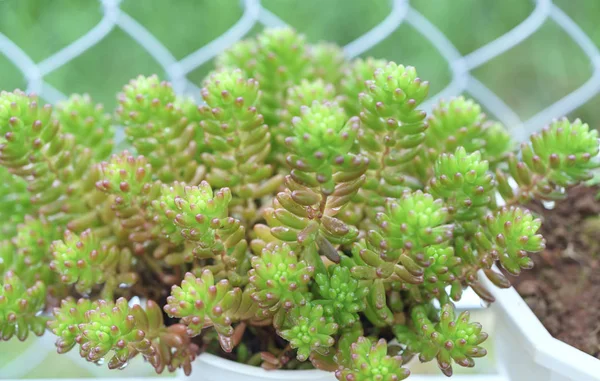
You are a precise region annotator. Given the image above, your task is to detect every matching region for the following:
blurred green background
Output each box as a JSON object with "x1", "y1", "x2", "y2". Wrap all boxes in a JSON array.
[{"x1": 0, "y1": 0, "x2": 599, "y2": 127}]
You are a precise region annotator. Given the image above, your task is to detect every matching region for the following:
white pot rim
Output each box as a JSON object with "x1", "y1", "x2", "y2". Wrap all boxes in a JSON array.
[
  {"x1": 194, "y1": 353, "x2": 331, "y2": 379},
  {"x1": 186, "y1": 272, "x2": 600, "y2": 380},
  {"x1": 481, "y1": 269, "x2": 600, "y2": 379}
]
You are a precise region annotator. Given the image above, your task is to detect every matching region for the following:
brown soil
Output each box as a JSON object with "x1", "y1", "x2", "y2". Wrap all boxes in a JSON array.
[{"x1": 508, "y1": 185, "x2": 600, "y2": 358}]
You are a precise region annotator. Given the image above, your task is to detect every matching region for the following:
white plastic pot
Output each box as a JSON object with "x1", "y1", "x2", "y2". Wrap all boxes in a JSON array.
[
  {"x1": 188, "y1": 353, "x2": 333, "y2": 381},
  {"x1": 482, "y1": 273, "x2": 600, "y2": 381},
  {"x1": 180, "y1": 288, "x2": 506, "y2": 381},
  {"x1": 183, "y1": 352, "x2": 507, "y2": 381},
  {"x1": 182, "y1": 276, "x2": 600, "y2": 381},
  {"x1": 3, "y1": 281, "x2": 598, "y2": 381}
]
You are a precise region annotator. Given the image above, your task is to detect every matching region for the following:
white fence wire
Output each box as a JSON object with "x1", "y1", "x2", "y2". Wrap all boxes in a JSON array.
[{"x1": 1, "y1": 0, "x2": 599, "y2": 143}]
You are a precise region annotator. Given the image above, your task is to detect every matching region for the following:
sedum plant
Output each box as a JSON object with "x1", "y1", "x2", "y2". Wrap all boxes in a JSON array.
[{"x1": 0, "y1": 27, "x2": 598, "y2": 379}]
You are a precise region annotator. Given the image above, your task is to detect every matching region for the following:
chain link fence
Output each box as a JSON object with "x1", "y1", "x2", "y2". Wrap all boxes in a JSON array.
[{"x1": 1, "y1": 0, "x2": 599, "y2": 142}]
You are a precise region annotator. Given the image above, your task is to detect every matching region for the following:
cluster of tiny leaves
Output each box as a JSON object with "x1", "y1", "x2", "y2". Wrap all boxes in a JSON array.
[
  {"x1": 116, "y1": 75, "x2": 200, "y2": 183},
  {"x1": 335, "y1": 337, "x2": 409, "y2": 381},
  {"x1": 163, "y1": 269, "x2": 255, "y2": 352},
  {"x1": 276, "y1": 79, "x2": 341, "y2": 156},
  {"x1": 417, "y1": 96, "x2": 512, "y2": 175},
  {"x1": 278, "y1": 302, "x2": 338, "y2": 362},
  {"x1": 55, "y1": 94, "x2": 114, "y2": 161},
  {"x1": 50, "y1": 229, "x2": 118, "y2": 294},
  {"x1": 0, "y1": 271, "x2": 47, "y2": 341},
  {"x1": 0, "y1": 167, "x2": 33, "y2": 240},
  {"x1": 199, "y1": 69, "x2": 272, "y2": 199},
  {"x1": 1, "y1": 216, "x2": 60, "y2": 287},
  {"x1": 0, "y1": 89, "x2": 96, "y2": 220},
  {"x1": 314, "y1": 265, "x2": 368, "y2": 328},
  {"x1": 249, "y1": 242, "x2": 313, "y2": 314},
  {"x1": 48, "y1": 298, "x2": 198, "y2": 374},
  {"x1": 497, "y1": 118, "x2": 599, "y2": 204},
  {"x1": 153, "y1": 181, "x2": 231, "y2": 252},
  {"x1": 0, "y1": 26, "x2": 598, "y2": 379},
  {"x1": 395, "y1": 304, "x2": 488, "y2": 376}
]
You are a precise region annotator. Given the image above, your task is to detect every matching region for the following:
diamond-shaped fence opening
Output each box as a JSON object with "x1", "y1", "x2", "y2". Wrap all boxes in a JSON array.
[{"x1": 1, "y1": 0, "x2": 599, "y2": 143}]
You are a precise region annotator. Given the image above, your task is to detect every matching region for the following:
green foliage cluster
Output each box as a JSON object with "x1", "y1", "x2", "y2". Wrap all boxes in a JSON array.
[{"x1": 0, "y1": 27, "x2": 598, "y2": 378}]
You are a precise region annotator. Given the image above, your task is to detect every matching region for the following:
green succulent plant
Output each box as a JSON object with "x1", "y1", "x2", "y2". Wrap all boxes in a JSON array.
[
  {"x1": 427, "y1": 147, "x2": 495, "y2": 224},
  {"x1": 497, "y1": 117, "x2": 599, "y2": 204},
  {"x1": 406, "y1": 245, "x2": 463, "y2": 304},
  {"x1": 0, "y1": 167, "x2": 34, "y2": 240},
  {"x1": 96, "y1": 151, "x2": 154, "y2": 203},
  {"x1": 49, "y1": 297, "x2": 198, "y2": 373},
  {"x1": 0, "y1": 271, "x2": 47, "y2": 341},
  {"x1": 340, "y1": 57, "x2": 388, "y2": 117},
  {"x1": 249, "y1": 242, "x2": 314, "y2": 316},
  {"x1": 217, "y1": 28, "x2": 310, "y2": 127},
  {"x1": 308, "y1": 42, "x2": 346, "y2": 86},
  {"x1": 2, "y1": 216, "x2": 60, "y2": 288},
  {"x1": 198, "y1": 69, "x2": 274, "y2": 215},
  {"x1": 278, "y1": 302, "x2": 338, "y2": 361},
  {"x1": 314, "y1": 264, "x2": 367, "y2": 328},
  {"x1": 116, "y1": 75, "x2": 200, "y2": 183},
  {"x1": 273, "y1": 79, "x2": 341, "y2": 164},
  {"x1": 55, "y1": 93, "x2": 114, "y2": 161},
  {"x1": 0, "y1": 27, "x2": 597, "y2": 378},
  {"x1": 377, "y1": 191, "x2": 453, "y2": 261},
  {"x1": 335, "y1": 337, "x2": 409, "y2": 381},
  {"x1": 395, "y1": 304, "x2": 488, "y2": 376},
  {"x1": 413, "y1": 96, "x2": 512, "y2": 180},
  {"x1": 49, "y1": 229, "x2": 120, "y2": 295},
  {"x1": 349, "y1": 62, "x2": 431, "y2": 227},
  {"x1": 154, "y1": 181, "x2": 233, "y2": 251},
  {"x1": 164, "y1": 270, "x2": 255, "y2": 352},
  {"x1": 286, "y1": 101, "x2": 356, "y2": 191},
  {"x1": 0, "y1": 89, "x2": 96, "y2": 221},
  {"x1": 475, "y1": 206, "x2": 545, "y2": 275},
  {"x1": 77, "y1": 298, "x2": 155, "y2": 366}
]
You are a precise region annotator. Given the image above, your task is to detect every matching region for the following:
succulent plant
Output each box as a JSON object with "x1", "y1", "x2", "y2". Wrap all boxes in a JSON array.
[
  {"x1": 0, "y1": 167, "x2": 35, "y2": 240},
  {"x1": 475, "y1": 206, "x2": 545, "y2": 276},
  {"x1": 273, "y1": 79, "x2": 342, "y2": 165},
  {"x1": 427, "y1": 147, "x2": 495, "y2": 224},
  {"x1": 2, "y1": 216, "x2": 60, "y2": 288},
  {"x1": 278, "y1": 302, "x2": 338, "y2": 361},
  {"x1": 49, "y1": 229, "x2": 119, "y2": 295},
  {"x1": 0, "y1": 271, "x2": 47, "y2": 341},
  {"x1": 164, "y1": 270, "x2": 246, "y2": 349},
  {"x1": 496, "y1": 117, "x2": 598, "y2": 204},
  {"x1": 154, "y1": 181, "x2": 233, "y2": 252},
  {"x1": 413, "y1": 96, "x2": 512, "y2": 181},
  {"x1": 335, "y1": 337, "x2": 409, "y2": 381},
  {"x1": 340, "y1": 57, "x2": 388, "y2": 117},
  {"x1": 308, "y1": 42, "x2": 346, "y2": 86},
  {"x1": 249, "y1": 242, "x2": 314, "y2": 316},
  {"x1": 314, "y1": 264, "x2": 367, "y2": 328},
  {"x1": 116, "y1": 75, "x2": 200, "y2": 183},
  {"x1": 55, "y1": 94, "x2": 114, "y2": 161},
  {"x1": 0, "y1": 27, "x2": 597, "y2": 378},
  {"x1": 395, "y1": 304, "x2": 488, "y2": 376},
  {"x1": 349, "y1": 62, "x2": 430, "y2": 227}
]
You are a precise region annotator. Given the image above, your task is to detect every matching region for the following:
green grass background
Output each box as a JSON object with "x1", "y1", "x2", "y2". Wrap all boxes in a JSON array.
[{"x1": 0, "y1": 0, "x2": 599, "y2": 128}]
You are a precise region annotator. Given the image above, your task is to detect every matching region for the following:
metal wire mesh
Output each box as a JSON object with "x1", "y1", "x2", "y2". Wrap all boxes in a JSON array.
[{"x1": 1, "y1": 0, "x2": 599, "y2": 144}]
